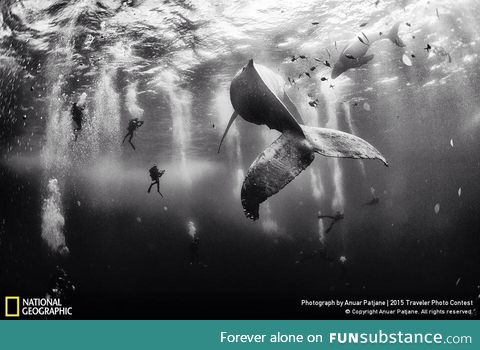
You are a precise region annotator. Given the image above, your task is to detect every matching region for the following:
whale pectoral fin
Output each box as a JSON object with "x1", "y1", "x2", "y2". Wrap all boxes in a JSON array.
[
  {"x1": 355, "y1": 54, "x2": 374, "y2": 67},
  {"x1": 282, "y1": 91, "x2": 305, "y2": 124},
  {"x1": 301, "y1": 125, "x2": 388, "y2": 166},
  {"x1": 217, "y1": 111, "x2": 238, "y2": 153},
  {"x1": 241, "y1": 132, "x2": 314, "y2": 220}
]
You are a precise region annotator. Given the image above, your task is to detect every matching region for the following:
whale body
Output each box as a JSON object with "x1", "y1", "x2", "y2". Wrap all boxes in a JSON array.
[
  {"x1": 220, "y1": 60, "x2": 388, "y2": 220},
  {"x1": 331, "y1": 22, "x2": 405, "y2": 79}
]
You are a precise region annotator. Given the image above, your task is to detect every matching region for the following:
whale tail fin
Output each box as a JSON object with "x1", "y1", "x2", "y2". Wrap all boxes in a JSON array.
[
  {"x1": 388, "y1": 22, "x2": 405, "y2": 47},
  {"x1": 241, "y1": 126, "x2": 388, "y2": 220}
]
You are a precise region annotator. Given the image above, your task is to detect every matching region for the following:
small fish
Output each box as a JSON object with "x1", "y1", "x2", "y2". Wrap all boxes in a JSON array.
[
  {"x1": 450, "y1": 138, "x2": 454, "y2": 147},
  {"x1": 310, "y1": 66, "x2": 316, "y2": 71},
  {"x1": 447, "y1": 53, "x2": 452, "y2": 63},
  {"x1": 298, "y1": 73, "x2": 303, "y2": 78},
  {"x1": 411, "y1": 54, "x2": 416, "y2": 58},
  {"x1": 323, "y1": 60, "x2": 331, "y2": 67},
  {"x1": 288, "y1": 77, "x2": 292, "y2": 83},
  {"x1": 406, "y1": 22, "x2": 411, "y2": 27},
  {"x1": 412, "y1": 35, "x2": 416, "y2": 39},
  {"x1": 325, "y1": 48, "x2": 331, "y2": 58},
  {"x1": 434, "y1": 203, "x2": 440, "y2": 214},
  {"x1": 329, "y1": 84, "x2": 334, "y2": 89},
  {"x1": 363, "y1": 102, "x2": 371, "y2": 111},
  {"x1": 424, "y1": 44, "x2": 432, "y2": 52},
  {"x1": 362, "y1": 32, "x2": 369, "y2": 42},
  {"x1": 334, "y1": 41, "x2": 337, "y2": 50},
  {"x1": 345, "y1": 54, "x2": 356, "y2": 59},
  {"x1": 308, "y1": 99, "x2": 319, "y2": 107},
  {"x1": 436, "y1": 8, "x2": 439, "y2": 18},
  {"x1": 360, "y1": 22, "x2": 368, "y2": 27},
  {"x1": 358, "y1": 36, "x2": 367, "y2": 45},
  {"x1": 320, "y1": 77, "x2": 328, "y2": 81},
  {"x1": 456, "y1": 277, "x2": 462, "y2": 287},
  {"x1": 291, "y1": 56, "x2": 297, "y2": 62},
  {"x1": 379, "y1": 31, "x2": 383, "y2": 36},
  {"x1": 312, "y1": 22, "x2": 319, "y2": 25},
  {"x1": 299, "y1": 55, "x2": 306, "y2": 59},
  {"x1": 458, "y1": 187, "x2": 462, "y2": 197},
  {"x1": 375, "y1": 0, "x2": 380, "y2": 6},
  {"x1": 353, "y1": 102, "x2": 358, "y2": 107},
  {"x1": 305, "y1": 72, "x2": 311, "y2": 78},
  {"x1": 212, "y1": 124, "x2": 215, "y2": 128}
]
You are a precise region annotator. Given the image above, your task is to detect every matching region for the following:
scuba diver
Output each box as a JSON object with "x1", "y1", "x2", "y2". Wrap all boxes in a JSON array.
[
  {"x1": 363, "y1": 186, "x2": 380, "y2": 206},
  {"x1": 71, "y1": 101, "x2": 85, "y2": 141},
  {"x1": 147, "y1": 165, "x2": 165, "y2": 196},
  {"x1": 318, "y1": 211, "x2": 344, "y2": 234},
  {"x1": 122, "y1": 117, "x2": 144, "y2": 150}
]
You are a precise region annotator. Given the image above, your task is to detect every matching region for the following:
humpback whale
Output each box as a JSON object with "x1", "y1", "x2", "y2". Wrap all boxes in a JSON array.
[
  {"x1": 331, "y1": 22, "x2": 405, "y2": 79},
  {"x1": 220, "y1": 59, "x2": 388, "y2": 220}
]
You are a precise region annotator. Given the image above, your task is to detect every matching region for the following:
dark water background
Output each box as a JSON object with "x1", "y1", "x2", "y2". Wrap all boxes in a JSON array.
[{"x1": 1, "y1": 0, "x2": 479, "y2": 318}]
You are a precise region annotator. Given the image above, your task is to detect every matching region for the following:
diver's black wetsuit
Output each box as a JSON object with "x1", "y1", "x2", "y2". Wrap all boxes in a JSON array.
[
  {"x1": 122, "y1": 118, "x2": 144, "y2": 150},
  {"x1": 147, "y1": 166, "x2": 165, "y2": 196},
  {"x1": 71, "y1": 103, "x2": 84, "y2": 141}
]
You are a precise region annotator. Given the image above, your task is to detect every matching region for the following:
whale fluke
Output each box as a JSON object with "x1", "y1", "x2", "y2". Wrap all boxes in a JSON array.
[
  {"x1": 241, "y1": 126, "x2": 388, "y2": 220},
  {"x1": 241, "y1": 131, "x2": 314, "y2": 220},
  {"x1": 301, "y1": 125, "x2": 388, "y2": 166}
]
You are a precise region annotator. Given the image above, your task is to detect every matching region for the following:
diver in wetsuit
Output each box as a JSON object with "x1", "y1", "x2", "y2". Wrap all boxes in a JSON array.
[
  {"x1": 147, "y1": 165, "x2": 165, "y2": 196},
  {"x1": 122, "y1": 118, "x2": 144, "y2": 150},
  {"x1": 71, "y1": 102, "x2": 85, "y2": 141},
  {"x1": 318, "y1": 211, "x2": 344, "y2": 233}
]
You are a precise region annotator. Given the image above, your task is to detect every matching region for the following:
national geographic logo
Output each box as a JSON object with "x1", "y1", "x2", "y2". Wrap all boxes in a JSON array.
[
  {"x1": 4, "y1": 297, "x2": 20, "y2": 317},
  {"x1": 4, "y1": 296, "x2": 72, "y2": 318}
]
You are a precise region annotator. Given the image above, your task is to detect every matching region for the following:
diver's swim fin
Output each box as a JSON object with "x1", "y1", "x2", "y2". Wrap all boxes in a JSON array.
[{"x1": 218, "y1": 111, "x2": 238, "y2": 153}]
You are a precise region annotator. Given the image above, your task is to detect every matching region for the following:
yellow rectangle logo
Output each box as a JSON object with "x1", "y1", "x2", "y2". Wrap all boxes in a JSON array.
[{"x1": 5, "y1": 296, "x2": 20, "y2": 317}]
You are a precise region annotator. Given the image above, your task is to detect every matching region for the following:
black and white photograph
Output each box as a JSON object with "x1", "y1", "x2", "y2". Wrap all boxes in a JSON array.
[{"x1": 0, "y1": 0, "x2": 479, "y2": 319}]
